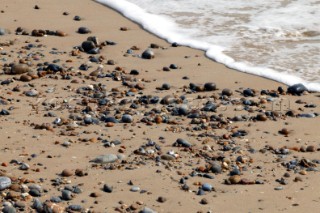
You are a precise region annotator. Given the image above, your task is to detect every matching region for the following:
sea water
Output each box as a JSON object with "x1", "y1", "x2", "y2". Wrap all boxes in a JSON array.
[{"x1": 96, "y1": 0, "x2": 320, "y2": 91}]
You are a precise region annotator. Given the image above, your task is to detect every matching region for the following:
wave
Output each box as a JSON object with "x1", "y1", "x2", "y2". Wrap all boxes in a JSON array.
[{"x1": 96, "y1": 0, "x2": 320, "y2": 92}]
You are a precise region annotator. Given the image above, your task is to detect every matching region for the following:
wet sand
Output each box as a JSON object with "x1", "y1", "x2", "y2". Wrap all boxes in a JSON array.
[{"x1": 0, "y1": 0, "x2": 319, "y2": 212}]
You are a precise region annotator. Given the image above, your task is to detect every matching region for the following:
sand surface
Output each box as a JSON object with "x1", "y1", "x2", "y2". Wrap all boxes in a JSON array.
[{"x1": 0, "y1": 0, "x2": 319, "y2": 212}]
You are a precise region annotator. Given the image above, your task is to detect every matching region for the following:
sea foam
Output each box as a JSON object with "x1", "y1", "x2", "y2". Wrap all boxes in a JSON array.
[{"x1": 96, "y1": 0, "x2": 320, "y2": 91}]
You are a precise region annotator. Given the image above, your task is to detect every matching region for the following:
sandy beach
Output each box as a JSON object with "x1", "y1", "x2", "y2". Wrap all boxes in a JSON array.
[{"x1": 0, "y1": 0, "x2": 319, "y2": 212}]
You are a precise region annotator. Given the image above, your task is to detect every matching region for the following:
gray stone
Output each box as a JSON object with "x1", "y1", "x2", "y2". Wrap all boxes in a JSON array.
[
  {"x1": 0, "y1": 176, "x2": 11, "y2": 190},
  {"x1": 141, "y1": 49, "x2": 154, "y2": 59},
  {"x1": 130, "y1": 186, "x2": 140, "y2": 192},
  {"x1": 121, "y1": 114, "x2": 133, "y2": 123},
  {"x1": 61, "y1": 190, "x2": 73, "y2": 200},
  {"x1": 90, "y1": 154, "x2": 119, "y2": 164},
  {"x1": 0, "y1": 28, "x2": 6, "y2": 35},
  {"x1": 174, "y1": 138, "x2": 192, "y2": 148},
  {"x1": 202, "y1": 183, "x2": 213, "y2": 191}
]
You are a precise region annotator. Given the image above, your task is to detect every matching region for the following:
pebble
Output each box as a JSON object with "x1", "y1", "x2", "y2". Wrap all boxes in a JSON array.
[
  {"x1": 82, "y1": 40, "x2": 96, "y2": 52},
  {"x1": 10, "y1": 64, "x2": 32, "y2": 74},
  {"x1": 229, "y1": 175, "x2": 241, "y2": 184},
  {"x1": 130, "y1": 186, "x2": 140, "y2": 192},
  {"x1": 74, "y1": 15, "x2": 81, "y2": 21},
  {"x1": 140, "y1": 207, "x2": 158, "y2": 213},
  {"x1": 61, "y1": 189, "x2": 73, "y2": 200},
  {"x1": 2, "y1": 206, "x2": 16, "y2": 213},
  {"x1": 43, "y1": 201, "x2": 64, "y2": 213},
  {"x1": 0, "y1": 28, "x2": 6, "y2": 35},
  {"x1": 25, "y1": 89, "x2": 39, "y2": 97},
  {"x1": 201, "y1": 183, "x2": 213, "y2": 191},
  {"x1": 157, "y1": 196, "x2": 167, "y2": 203},
  {"x1": 274, "y1": 186, "x2": 284, "y2": 190},
  {"x1": 287, "y1": 83, "x2": 307, "y2": 95},
  {"x1": 61, "y1": 169, "x2": 73, "y2": 177},
  {"x1": 204, "y1": 82, "x2": 217, "y2": 91},
  {"x1": 29, "y1": 188, "x2": 41, "y2": 197},
  {"x1": 141, "y1": 49, "x2": 154, "y2": 59},
  {"x1": 200, "y1": 198, "x2": 208, "y2": 205},
  {"x1": 78, "y1": 27, "x2": 91, "y2": 34},
  {"x1": 121, "y1": 114, "x2": 133, "y2": 123},
  {"x1": 222, "y1": 88, "x2": 233, "y2": 96},
  {"x1": 32, "y1": 198, "x2": 43, "y2": 212},
  {"x1": 174, "y1": 138, "x2": 192, "y2": 147},
  {"x1": 0, "y1": 177, "x2": 12, "y2": 190},
  {"x1": 90, "y1": 154, "x2": 119, "y2": 164},
  {"x1": 210, "y1": 162, "x2": 222, "y2": 174},
  {"x1": 103, "y1": 184, "x2": 113, "y2": 193},
  {"x1": 67, "y1": 205, "x2": 83, "y2": 212}
]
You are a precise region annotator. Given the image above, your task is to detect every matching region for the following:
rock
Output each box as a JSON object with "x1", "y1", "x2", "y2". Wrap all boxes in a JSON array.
[
  {"x1": 46, "y1": 64, "x2": 62, "y2": 72},
  {"x1": 201, "y1": 183, "x2": 213, "y2": 191},
  {"x1": 174, "y1": 138, "x2": 192, "y2": 147},
  {"x1": 43, "y1": 201, "x2": 64, "y2": 213},
  {"x1": 200, "y1": 198, "x2": 208, "y2": 205},
  {"x1": 161, "y1": 83, "x2": 171, "y2": 90},
  {"x1": 210, "y1": 162, "x2": 222, "y2": 174},
  {"x1": 0, "y1": 28, "x2": 6, "y2": 35},
  {"x1": 90, "y1": 154, "x2": 119, "y2": 164},
  {"x1": 222, "y1": 88, "x2": 233, "y2": 96},
  {"x1": 157, "y1": 196, "x2": 167, "y2": 203},
  {"x1": 274, "y1": 186, "x2": 284, "y2": 190},
  {"x1": 130, "y1": 186, "x2": 140, "y2": 192},
  {"x1": 81, "y1": 40, "x2": 96, "y2": 52},
  {"x1": 32, "y1": 198, "x2": 43, "y2": 212},
  {"x1": 25, "y1": 89, "x2": 39, "y2": 97},
  {"x1": 29, "y1": 188, "x2": 41, "y2": 197},
  {"x1": 0, "y1": 176, "x2": 12, "y2": 190},
  {"x1": 287, "y1": 83, "x2": 307, "y2": 95},
  {"x1": 230, "y1": 168, "x2": 241, "y2": 176},
  {"x1": 90, "y1": 192, "x2": 102, "y2": 197},
  {"x1": 10, "y1": 64, "x2": 32, "y2": 74},
  {"x1": 61, "y1": 169, "x2": 73, "y2": 177},
  {"x1": 61, "y1": 190, "x2": 73, "y2": 200},
  {"x1": 74, "y1": 15, "x2": 81, "y2": 21},
  {"x1": 256, "y1": 114, "x2": 268, "y2": 121},
  {"x1": 2, "y1": 206, "x2": 16, "y2": 213},
  {"x1": 19, "y1": 162, "x2": 30, "y2": 170},
  {"x1": 306, "y1": 145, "x2": 316, "y2": 152},
  {"x1": 67, "y1": 205, "x2": 83, "y2": 212},
  {"x1": 169, "y1": 64, "x2": 178, "y2": 69},
  {"x1": 140, "y1": 207, "x2": 158, "y2": 213},
  {"x1": 229, "y1": 175, "x2": 241, "y2": 184},
  {"x1": 243, "y1": 88, "x2": 255, "y2": 97},
  {"x1": 130, "y1": 69, "x2": 139, "y2": 75},
  {"x1": 103, "y1": 184, "x2": 113, "y2": 193},
  {"x1": 197, "y1": 188, "x2": 205, "y2": 195},
  {"x1": 161, "y1": 154, "x2": 175, "y2": 161},
  {"x1": 78, "y1": 27, "x2": 91, "y2": 34},
  {"x1": 50, "y1": 196, "x2": 62, "y2": 203},
  {"x1": 141, "y1": 49, "x2": 154, "y2": 59},
  {"x1": 20, "y1": 74, "x2": 32, "y2": 82},
  {"x1": 121, "y1": 114, "x2": 133, "y2": 123},
  {"x1": 204, "y1": 82, "x2": 217, "y2": 91}
]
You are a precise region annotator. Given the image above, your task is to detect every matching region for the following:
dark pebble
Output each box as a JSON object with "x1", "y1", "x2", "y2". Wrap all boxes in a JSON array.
[
  {"x1": 287, "y1": 83, "x2": 307, "y2": 95},
  {"x1": 78, "y1": 27, "x2": 91, "y2": 34}
]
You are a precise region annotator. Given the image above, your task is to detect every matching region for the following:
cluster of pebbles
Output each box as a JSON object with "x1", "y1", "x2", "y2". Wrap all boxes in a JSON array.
[{"x1": 0, "y1": 7, "x2": 320, "y2": 213}]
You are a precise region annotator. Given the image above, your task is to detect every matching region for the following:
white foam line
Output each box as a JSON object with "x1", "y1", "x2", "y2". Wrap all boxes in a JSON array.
[{"x1": 95, "y1": 0, "x2": 320, "y2": 92}]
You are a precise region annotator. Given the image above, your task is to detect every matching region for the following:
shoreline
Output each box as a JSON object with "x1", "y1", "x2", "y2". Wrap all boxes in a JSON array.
[
  {"x1": 96, "y1": 0, "x2": 320, "y2": 92},
  {"x1": 0, "y1": 0, "x2": 319, "y2": 212}
]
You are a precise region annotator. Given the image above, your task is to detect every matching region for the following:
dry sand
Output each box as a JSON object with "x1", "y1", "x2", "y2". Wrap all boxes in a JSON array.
[{"x1": 0, "y1": 0, "x2": 319, "y2": 212}]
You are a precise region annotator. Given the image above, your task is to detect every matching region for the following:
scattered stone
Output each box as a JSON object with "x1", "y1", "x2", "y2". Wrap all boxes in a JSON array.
[
  {"x1": 103, "y1": 184, "x2": 113, "y2": 193},
  {"x1": 287, "y1": 83, "x2": 308, "y2": 95},
  {"x1": 141, "y1": 49, "x2": 154, "y2": 59},
  {"x1": 0, "y1": 177, "x2": 12, "y2": 190}
]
